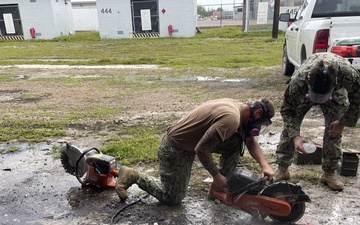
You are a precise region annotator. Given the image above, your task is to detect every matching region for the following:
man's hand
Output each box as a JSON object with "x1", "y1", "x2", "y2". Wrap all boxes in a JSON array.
[
  {"x1": 293, "y1": 136, "x2": 307, "y2": 154},
  {"x1": 261, "y1": 164, "x2": 275, "y2": 181},
  {"x1": 245, "y1": 136, "x2": 274, "y2": 181},
  {"x1": 329, "y1": 120, "x2": 344, "y2": 138},
  {"x1": 213, "y1": 172, "x2": 228, "y2": 191}
]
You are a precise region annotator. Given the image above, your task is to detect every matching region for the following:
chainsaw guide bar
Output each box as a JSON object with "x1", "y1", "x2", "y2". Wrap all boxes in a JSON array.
[{"x1": 60, "y1": 143, "x2": 88, "y2": 177}]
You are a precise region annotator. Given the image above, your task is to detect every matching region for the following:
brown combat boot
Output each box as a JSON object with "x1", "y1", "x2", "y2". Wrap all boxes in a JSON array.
[
  {"x1": 115, "y1": 166, "x2": 139, "y2": 201},
  {"x1": 273, "y1": 164, "x2": 290, "y2": 182},
  {"x1": 321, "y1": 171, "x2": 344, "y2": 191}
]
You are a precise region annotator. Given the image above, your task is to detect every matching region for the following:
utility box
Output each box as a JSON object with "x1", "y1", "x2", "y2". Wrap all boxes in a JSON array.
[
  {"x1": 0, "y1": 0, "x2": 74, "y2": 40},
  {"x1": 96, "y1": 0, "x2": 197, "y2": 39},
  {"x1": 340, "y1": 149, "x2": 360, "y2": 176},
  {"x1": 294, "y1": 144, "x2": 322, "y2": 165}
]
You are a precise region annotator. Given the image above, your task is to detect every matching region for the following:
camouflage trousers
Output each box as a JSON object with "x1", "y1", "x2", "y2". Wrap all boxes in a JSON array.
[
  {"x1": 137, "y1": 133, "x2": 242, "y2": 205},
  {"x1": 276, "y1": 102, "x2": 348, "y2": 171}
]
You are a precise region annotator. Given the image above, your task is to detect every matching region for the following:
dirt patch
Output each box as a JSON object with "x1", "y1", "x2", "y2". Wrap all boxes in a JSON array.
[{"x1": 0, "y1": 65, "x2": 360, "y2": 225}]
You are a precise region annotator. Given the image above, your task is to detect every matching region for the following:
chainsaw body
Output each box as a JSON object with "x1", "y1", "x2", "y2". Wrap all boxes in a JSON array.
[
  {"x1": 85, "y1": 153, "x2": 118, "y2": 187},
  {"x1": 209, "y1": 167, "x2": 311, "y2": 223},
  {"x1": 61, "y1": 143, "x2": 118, "y2": 188}
]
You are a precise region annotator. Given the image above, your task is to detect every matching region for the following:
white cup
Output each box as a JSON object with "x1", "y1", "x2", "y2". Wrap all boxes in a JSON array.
[{"x1": 303, "y1": 143, "x2": 317, "y2": 154}]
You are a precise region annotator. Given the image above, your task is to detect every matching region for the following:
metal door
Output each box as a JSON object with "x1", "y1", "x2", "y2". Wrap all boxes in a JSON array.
[
  {"x1": 131, "y1": 0, "x2": 159, "y2": 35},
  {"x1": 0, "y1": 4, "x2": 23, "y2": 37}
]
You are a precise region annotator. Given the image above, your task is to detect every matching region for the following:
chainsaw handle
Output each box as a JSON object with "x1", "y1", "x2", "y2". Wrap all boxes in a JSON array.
[
  {"x1": 110, "y1": 167, "x2": 119, "y2": 178},
  {"x1": 229, "y1": 175, "x2": 268, "y2": 198},
  {"x1": 262, "y1": 175, "x2": 273, "y2": 185},
  {"x1": 75, "y1": 147, "x2": 102, "y2": 185}
]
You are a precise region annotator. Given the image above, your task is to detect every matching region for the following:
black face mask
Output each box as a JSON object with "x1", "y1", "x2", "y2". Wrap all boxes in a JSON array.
[{"x1": 244, "y1": 101, "x2": 272, "y2": 137}]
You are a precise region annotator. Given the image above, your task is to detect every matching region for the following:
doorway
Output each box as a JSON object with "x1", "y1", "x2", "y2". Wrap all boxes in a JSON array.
[
  {"x1": 0, "y1": 4, "x2": 23, "y2": 38},
  {"x1": 131, "y1": 0, "x2": 159, "y2": 37}
]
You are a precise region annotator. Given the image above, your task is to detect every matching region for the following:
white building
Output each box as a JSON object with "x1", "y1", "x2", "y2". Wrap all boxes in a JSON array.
[
  {"x1": 233, "y1": 5, "x2": 243, "y2": 20},
  {"x1": 96, "y1": 0, "x2": 197, "y2": 38},
  {"x1": 0, "y1": 0, "x2": 74, "y2": 40},
  {"x1": 72, "y1": 0, "x2": 98, "y2": 31}
]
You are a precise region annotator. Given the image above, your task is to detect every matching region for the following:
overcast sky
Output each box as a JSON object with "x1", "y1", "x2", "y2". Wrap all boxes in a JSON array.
[
  {"x1": 198, "y1": 0, "x2": 243, "y2": 10},
  {"x1": 197, "y1": 0, "x2": 243, "y2": 5}
]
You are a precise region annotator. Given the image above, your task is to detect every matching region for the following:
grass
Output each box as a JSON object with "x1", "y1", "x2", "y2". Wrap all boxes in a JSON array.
[
  {"x1": 0, "y1": 28, "x2": 285, "y2": 69},
  {"x1": 0, "y1": 27, "x2": 287, "y2": 163},
  {"x1": 101, "y1": 125, "x2": 165, "y2": 165},
  {"x1": 66, "y1": 107, "x2": 123, "y2": 120},
  {"x1": 291, "y1": 167, "x2": 321, "y2": 184},
  {"x1": 0, "y1": 118, "x2": 67, "y2": 142}
]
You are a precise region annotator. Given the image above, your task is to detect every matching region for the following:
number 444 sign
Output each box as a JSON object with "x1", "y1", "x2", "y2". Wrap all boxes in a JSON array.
[{"x1": 101, "y1": 8, "x2": 112, "y2": 14}]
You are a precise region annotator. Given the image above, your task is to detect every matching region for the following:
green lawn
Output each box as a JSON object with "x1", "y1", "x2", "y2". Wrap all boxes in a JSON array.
[{"x1": 0, "y1": 27, "x2": 285, "y2": 69}]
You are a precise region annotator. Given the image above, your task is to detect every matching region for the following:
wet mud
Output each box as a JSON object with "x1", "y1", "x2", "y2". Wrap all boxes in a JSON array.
[{"x1": 1, "y1": 136, "x2": 360, "y2": 225}]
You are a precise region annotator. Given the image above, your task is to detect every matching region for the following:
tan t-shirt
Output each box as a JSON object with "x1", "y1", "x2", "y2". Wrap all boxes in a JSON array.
[{"x1": 167, "y1": 98, "x2": 243, "y2": 151}]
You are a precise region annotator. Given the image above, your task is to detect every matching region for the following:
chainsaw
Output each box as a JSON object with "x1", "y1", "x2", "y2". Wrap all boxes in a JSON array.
[
  {"x1": 209, "y1": 167, "x2": 311, "y2": 223},
  {"x1": 60, "y1": 143, "x2": 118, "y2": 188}
]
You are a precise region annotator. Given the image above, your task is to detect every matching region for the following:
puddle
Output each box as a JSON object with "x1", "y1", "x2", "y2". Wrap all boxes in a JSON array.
[
  {"x1": 16, "y1": 74, "x2": 107, "y2": 80},
  {"x1": 196, "y1": 76, "x2": 250, "y2": 83},
  {"x1": 258, "y1": 131, "x2": 281, "y2": 153},
  {"x1": 0, "y1": 142, "x2": 76, "y2": 224},
  {"x1": 1, "y1": 64, "x2": 159, "y2": 70},
  {"x1": 15, "y1": 73, "x2": 250, "y2": 84},
  {"x1": 0, "y1": 141, "x2": 51, "y2": 155},
  {"x1": 162, "y1": 76, "x2": 250, "y2": 83}
]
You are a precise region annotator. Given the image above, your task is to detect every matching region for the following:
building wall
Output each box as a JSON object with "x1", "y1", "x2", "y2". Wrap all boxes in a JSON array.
[
  {"x1": 233, "y1": 6, "x2": 243, "y2": 20},
  {"x1": 0, "y1": 0, "x2": 74, "y2": 40},
  {"x1": 159, "y1": 0, "x2": 197, "y2": 37},
  {"x1": 97, "y1": 0, "x2": 133, "y2": 38},
  {"x1": 72, "y1": 2, "x2": 98, "y2": 31},
  {"x1": 51, "y1": 0, "x2": 75, "y2": 36},
  {"x1": 96, "y1": 0, "x2": 197, "y2": 39},
  {"x1": 18, "y1": 0, "x2": 55, "y2": 39}
]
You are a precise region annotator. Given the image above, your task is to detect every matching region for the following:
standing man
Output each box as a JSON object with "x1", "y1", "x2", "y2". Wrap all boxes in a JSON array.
[
  {"x1": 115, "y1": 98, "x2": 275, "y2": 204},
  {"x1": 274, "y1": 52, "x2": 360, "y2": 191}
]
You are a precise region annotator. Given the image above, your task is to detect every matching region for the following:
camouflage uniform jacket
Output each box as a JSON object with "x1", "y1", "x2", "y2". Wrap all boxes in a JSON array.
[{"x1": 281, "y1": 52, "x2": 360, "y2": 140}]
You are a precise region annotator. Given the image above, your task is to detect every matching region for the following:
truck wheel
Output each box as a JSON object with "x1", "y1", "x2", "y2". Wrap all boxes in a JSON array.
[{"x1": 282, "y1": 45, "x2": 294, "y2": 76}]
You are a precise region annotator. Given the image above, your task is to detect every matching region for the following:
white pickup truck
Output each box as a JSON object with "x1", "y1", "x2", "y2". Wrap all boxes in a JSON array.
[{"x1": 279, "y1": 0, "x2": 360, "y2": 75}]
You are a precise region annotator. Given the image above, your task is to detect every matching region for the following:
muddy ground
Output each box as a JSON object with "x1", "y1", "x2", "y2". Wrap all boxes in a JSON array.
[{"x1": 1, "y1": 65, "x2": 360, "y2": 225}]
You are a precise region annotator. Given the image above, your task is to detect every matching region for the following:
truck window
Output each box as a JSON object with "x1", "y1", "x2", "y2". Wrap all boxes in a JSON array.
[
  {"x1": 312, "y1": 0, "x2": 360, "y2": 18},
  {"x1": 313, "y1": 0, "x2": 339, "y2": 14}
]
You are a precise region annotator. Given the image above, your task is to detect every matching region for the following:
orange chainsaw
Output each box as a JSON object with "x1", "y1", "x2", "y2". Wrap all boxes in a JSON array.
[
  {"x1": 60, "y1": 143, "x2": 118, "y2": 188},
  {"x1": 209, "y1": 168, "x2": 311, "y2": 223}
]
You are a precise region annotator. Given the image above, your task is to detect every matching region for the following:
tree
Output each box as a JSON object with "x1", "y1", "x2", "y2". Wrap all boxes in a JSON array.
[{"x1": 197, "y1": 5, "x2": 213, "y2": 17}]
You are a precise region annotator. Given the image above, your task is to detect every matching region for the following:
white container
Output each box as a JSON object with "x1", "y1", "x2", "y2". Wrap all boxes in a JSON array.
[{"x1": 303, "y1": 143, "x2": 317, "y2": 154}]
